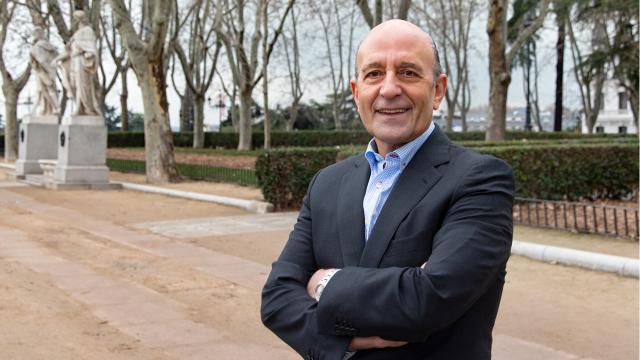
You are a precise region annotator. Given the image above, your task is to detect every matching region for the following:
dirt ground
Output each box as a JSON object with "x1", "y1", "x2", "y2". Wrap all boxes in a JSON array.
[{"x1": 0, "y1": 166, "x2": 638, "y2": 359}]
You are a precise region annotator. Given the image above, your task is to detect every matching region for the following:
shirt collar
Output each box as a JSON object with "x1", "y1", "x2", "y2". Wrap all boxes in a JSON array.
[{"x1": 365, "y1": 121, "x2": 435, "y2": 171}]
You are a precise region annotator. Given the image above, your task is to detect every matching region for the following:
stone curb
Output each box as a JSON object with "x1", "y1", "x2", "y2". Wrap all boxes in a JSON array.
[
  {"x1": 114, "y1": 181, "x2": 274, "y2": 214},
  {"x1": 512, "y1": 240, "x2": 639, "y2": 278}
]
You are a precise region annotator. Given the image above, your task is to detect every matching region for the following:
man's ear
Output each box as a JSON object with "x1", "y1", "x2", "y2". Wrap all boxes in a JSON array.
[
  {"x1": 432, "y1": 74, "x2": 448, "y2": 110},
  {"x1": 350, "y1": 78, "x2": 359, "y2": 109}
]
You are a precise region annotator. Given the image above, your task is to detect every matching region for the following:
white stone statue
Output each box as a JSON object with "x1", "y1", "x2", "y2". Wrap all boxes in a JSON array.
[
  {"x1": 30, "y1": 27, "x2": 59, "y2": 116},
  {"x1": 56, "y1": 10, "x2": 101, "y2": 116}
]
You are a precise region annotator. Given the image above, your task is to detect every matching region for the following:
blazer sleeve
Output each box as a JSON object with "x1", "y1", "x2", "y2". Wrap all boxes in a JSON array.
[
  {"x1": 315, "y1": 156, "x2": 515, "y2": 343},
  {"x1": 261, "y1": 171, "x2": 351, "y2": 359}
]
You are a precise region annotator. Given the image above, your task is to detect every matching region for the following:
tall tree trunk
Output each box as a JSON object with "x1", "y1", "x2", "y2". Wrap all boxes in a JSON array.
[
  {"x1": 628, "y1": 90, "x2": 638, "y2": 126},
  {"x1": 585, "y1": 70, "x2": 606, "y2": 134},
  {"x1": 193, "y1": 93, "x2": 205, "y2": 148},
  {"x1": 2, "y1": 86, "x2": 18, "y2": 161},
  {"x1": 238, "y1": 89, "x2": 253, "y2": 150},
  {"x1": 120, "y1": 67, "x2": 129, "y2": 131},
  {"x1": 486, "y1": 0, "x2": 510, "y2": 141},
  {"x1": 446, "y1": 102, "x2": 455, "y2": 131},
  {"x1": 110, "y1": 0, "x2": 179, "y2": 183},
  {"x1": 333, "y1": 101, "x2": 342, "y2": 130},
  {"x1": 262, "y1": 0, "x2": 270, "y2": 150},
  {"x1": 554, "y1": 14, "x2": 565, "y2": 132},
  {"x1": 287, "y1": 100, "x2": 299, "y2": 131},
  {"x1": 138, "y1": 61, "x2": 179, "y2": 182}
]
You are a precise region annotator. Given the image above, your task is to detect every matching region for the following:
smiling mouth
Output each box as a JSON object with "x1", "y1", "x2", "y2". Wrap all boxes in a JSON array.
[{"x1": 375, "y1": 108, "x2": 410, "y2": 114}]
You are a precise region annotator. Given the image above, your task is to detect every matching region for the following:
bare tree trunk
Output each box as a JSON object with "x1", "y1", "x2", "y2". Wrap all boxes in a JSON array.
[
  {"x1": 0, "y1": 0, "x2": 31, "y2": 161},
  {"x1": 110, "y1": 0, "x2": 179, "y2": 183},
  {"x1": 194, "y1": 93, "x2": 205, "y2": 148},
  {"x1": 486, "y1": 0, "x2": 549, "y2": 141},
  {"x1": 2, "y1": 88, "x2": 18, "y2": 161},
  {"x1": 554, "y1": 13, "x2": 565, "y2": 132},
  {"x1": 238, "y1": 89, "x2": 253, "y2": 149},
  {"x1": 262, "y1": 0, "x2": 270, "y2": 150},
  {"x1": 486, "y1": 0, "x2": 510, "y2": 141},
  {"x1": 120, "y1": 66, "x2": 129, "y2": 131}
]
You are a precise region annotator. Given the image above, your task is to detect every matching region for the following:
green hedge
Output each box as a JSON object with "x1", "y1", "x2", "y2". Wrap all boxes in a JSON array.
[
  {"x1": 255, "y1": 148, "x2": 338, "y2": 210},
  {"x1": 480, "y1": 143, "x2": 638, "y2": 200},
  {"x1": 263, "y1": 143, "x2": 638, "y2": 209},
  {"x1": 108, "y1": 130, "x2": 636, "y2": 149}
]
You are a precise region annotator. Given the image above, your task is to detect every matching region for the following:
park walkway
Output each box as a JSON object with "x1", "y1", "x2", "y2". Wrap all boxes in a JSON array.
[{"x1": 0, "y1": 167, "x2": 637, "y2": 359}]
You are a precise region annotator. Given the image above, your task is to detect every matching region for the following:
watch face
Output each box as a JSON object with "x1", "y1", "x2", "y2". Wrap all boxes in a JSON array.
[{"x1": 314, "y1": 283, "x2": 326, "y2": 301}]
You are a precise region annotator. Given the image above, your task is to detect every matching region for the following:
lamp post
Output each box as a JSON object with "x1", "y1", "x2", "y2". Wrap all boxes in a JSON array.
[{"x1": 207, "y1": 92, "x2": 226, "y2": 131}]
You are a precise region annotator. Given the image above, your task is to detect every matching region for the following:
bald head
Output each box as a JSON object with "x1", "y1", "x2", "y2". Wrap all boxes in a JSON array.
[{"x1": 355, "y1": 20, "x2": 443, "y2": 81}]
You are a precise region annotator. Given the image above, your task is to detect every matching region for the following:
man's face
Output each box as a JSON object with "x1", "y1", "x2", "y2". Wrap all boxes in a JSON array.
[{"x1": 351, "y1": 22, "x2": 447, "y2": 155}]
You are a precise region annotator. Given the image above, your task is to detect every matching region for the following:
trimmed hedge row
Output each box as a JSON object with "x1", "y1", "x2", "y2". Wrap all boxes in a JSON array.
[
  {"x1": 481, "y1": 143, "x2": 638, "y2": 201},
  {"x1": 255, "y1": 148, "x2": 338, "y2": 210},
  {"x1": 257, "y1": 143, "x2": 638, "y2": 210},
  {"x1": 107, "y1": 130, "x2": 637, "y2": 149}
]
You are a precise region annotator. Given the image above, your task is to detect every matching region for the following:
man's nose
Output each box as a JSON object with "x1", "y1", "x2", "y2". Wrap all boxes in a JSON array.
[{"x1": 379, "y1": 73, "x2": 401, "y2": 98}]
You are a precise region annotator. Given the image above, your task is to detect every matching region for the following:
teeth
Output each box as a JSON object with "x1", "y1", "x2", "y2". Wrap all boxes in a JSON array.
[{"x1": 377, "y1": 108, "x2": 408, "y2": 114}]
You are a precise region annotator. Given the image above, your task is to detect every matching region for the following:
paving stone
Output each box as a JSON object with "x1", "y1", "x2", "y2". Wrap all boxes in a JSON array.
[{"x1": 134, "y1": 213, "x2": 297, "y2": 238}]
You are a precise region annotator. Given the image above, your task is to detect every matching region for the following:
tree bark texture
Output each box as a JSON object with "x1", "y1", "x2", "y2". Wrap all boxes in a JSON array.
[
  {"x1": 554, "y1": 14, "x2": 565, "y2": 132},
  {"x1": 110, "y1": 0, "x2": 179, "y2": 183},
  {"x1": 486, "y1": 0, "x2": 510, "y2": 141},
  {"x1": 2, "y1": 87, "x2": 18, "y2": 161}
]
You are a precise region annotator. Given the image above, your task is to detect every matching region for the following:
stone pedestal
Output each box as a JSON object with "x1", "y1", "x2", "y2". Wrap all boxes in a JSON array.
[
  {"x1": 14, "y1": 115, "x2": 59, "y2": 178},
  {"x1": 41, "y1": 115, "x2": 119, "y2": 190}
]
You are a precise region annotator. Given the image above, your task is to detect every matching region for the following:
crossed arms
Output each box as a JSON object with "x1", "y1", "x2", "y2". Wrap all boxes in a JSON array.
[{"x1": 261, "y1": 155, "x2": 514, "y2": 358}]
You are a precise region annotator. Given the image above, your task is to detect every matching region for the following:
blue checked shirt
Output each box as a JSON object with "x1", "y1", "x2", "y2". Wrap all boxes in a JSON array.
[{"x1": 363, "y1": 122, "x2": 435, "y2": 241}]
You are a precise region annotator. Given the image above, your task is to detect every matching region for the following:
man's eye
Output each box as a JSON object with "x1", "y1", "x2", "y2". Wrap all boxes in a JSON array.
[
  {"x1": 365, "y1": 71, "x2": 383, "y2": 79},
  {"x1": 400, "y1": 69, "x2": 417, "y2": 77}
]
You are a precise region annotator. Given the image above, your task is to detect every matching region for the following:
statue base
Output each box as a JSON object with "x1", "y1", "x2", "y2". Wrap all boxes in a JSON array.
[
  {"x1": 36, "y1": 115, "x2": 119, "y2": 190},
  {"x1": 14, "y1": 115, "x2": 59, "y2": 177}
]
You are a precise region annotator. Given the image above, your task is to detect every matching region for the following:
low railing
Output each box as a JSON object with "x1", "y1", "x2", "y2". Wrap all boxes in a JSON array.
[
  {"x1": 106, "y1": 158, "x2": 258, "y2": 187},
  {"x1": 514, "y1": 197, "x2": 639, "y2": 240}
]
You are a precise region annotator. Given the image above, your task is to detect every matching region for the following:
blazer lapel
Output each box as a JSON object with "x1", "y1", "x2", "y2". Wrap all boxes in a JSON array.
[
  {"x1": 359, "y1": 127, "x2": 451, "y2": 268},
  {"x1": 337, "y1": 155, "x2": 370, "y2": 266}
]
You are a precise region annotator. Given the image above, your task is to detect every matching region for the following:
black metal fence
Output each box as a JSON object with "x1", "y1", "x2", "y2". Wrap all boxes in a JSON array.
[
  {"x1": 514, "y1": 197, "x2": 639, "y2": 240},
  {"x1": 106, "y1": 158, "x2": 258, "y2": 187}
]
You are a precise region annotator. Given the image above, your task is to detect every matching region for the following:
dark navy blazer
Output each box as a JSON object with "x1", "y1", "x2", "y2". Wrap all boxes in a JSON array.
[{"x1": 262, "y1": 126, "x2": 515, "y2": 360}]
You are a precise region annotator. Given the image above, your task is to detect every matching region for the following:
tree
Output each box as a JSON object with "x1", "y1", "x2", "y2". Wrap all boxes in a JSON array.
[
  {"x1": 605, "y1": 0, "x2": 638, "y2": 125},
  {"x1": 313, "y1": 0, "x2": 358, "y2": 130},
  {"x1": 355, "y1": 0, "x2": 412, "y2": 28},
  {"x1": 0, "y1": 0, "x2": 32, "y2": 162},
  {"x1": 109, "y1": 0, "x2": 180, "y2": 182},
  {"x1": 213, "y1": 0, "x2": 294, "y2": 150},
  {"x1": 567, "y1": 3, "x2": 608, "y2": 134},
  {"x1": 420, "y1": 0, "x2": 477, "y2": 132},
  {"x1": 553, "y1": 0, "x2": 570, "y2": 132},
  {"x1": 281, "y1": 6, "x2": 303, "y2": 131},
  {"x1": 486, "y1": 0, "x2": 550, "y2": 141},
  {"x1": 172, "y1": 0, "x2": 221, "y2": 148}
]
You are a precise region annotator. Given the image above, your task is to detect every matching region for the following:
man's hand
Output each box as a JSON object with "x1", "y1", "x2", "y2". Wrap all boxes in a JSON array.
[
  {"x1": 348, "y1": 336, "x2": 408, "y2": 351},
  {"x1": 306, "y1": 268, "x2": 336, "y2": 298}
]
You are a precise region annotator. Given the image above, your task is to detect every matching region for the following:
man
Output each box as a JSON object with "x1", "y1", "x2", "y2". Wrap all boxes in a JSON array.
[
  {"x1": 29, "y1": 27, "x2": 59, "y2": 116},
  {"x1": 261, "y1": 20, "x2": 514, "y2": 360},
  {"x1": 56, "y1": 10, "x2": 101, "y2": 116}
]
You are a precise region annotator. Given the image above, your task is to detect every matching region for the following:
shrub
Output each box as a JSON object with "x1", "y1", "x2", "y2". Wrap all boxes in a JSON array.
[
  {"x1": 255, "y1": 148, "x2": 338, "y2": 210},
  {"x1": 481, "y1": 143, "x2": 639, "y2": 200}
]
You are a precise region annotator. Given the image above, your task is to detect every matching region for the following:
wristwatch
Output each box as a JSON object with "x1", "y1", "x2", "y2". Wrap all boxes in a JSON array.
[{"x1": 314, "y1": 269, "x2": 339, "y2": 301}]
